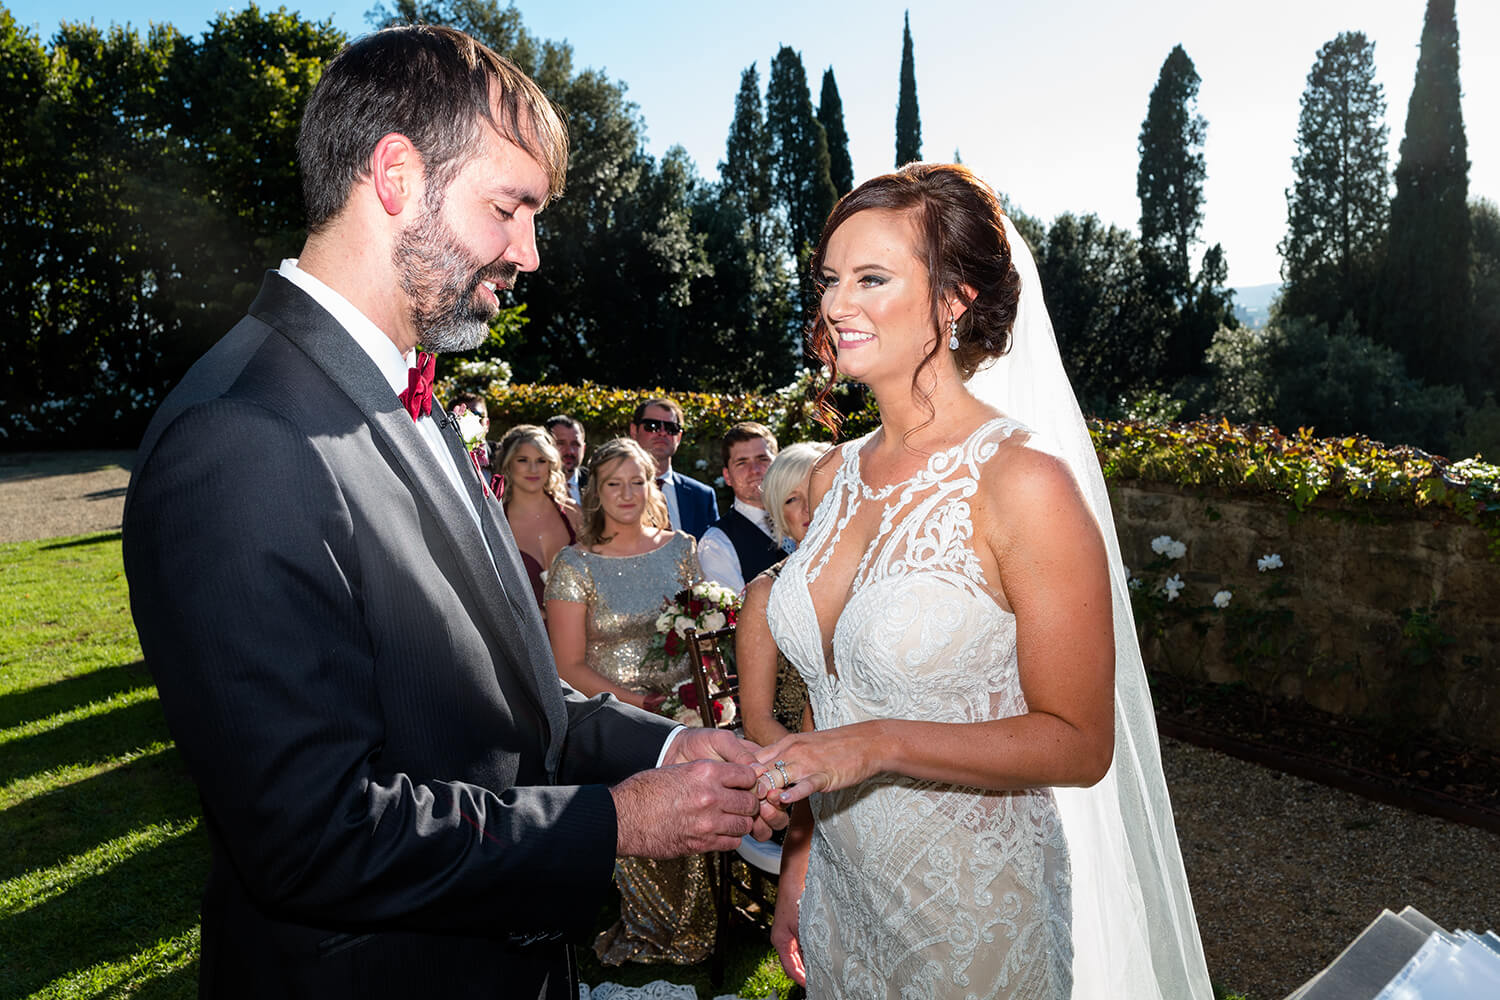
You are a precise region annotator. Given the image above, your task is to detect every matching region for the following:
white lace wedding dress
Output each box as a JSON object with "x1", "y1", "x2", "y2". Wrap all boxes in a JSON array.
[{"x1": 766, "y1": 416, "x2": 1073, "y2": 999}]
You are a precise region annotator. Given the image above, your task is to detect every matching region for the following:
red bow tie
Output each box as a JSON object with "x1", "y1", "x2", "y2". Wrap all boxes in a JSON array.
[{"x1": 399, "y1": 351, "x2": 435, "y2": 421}]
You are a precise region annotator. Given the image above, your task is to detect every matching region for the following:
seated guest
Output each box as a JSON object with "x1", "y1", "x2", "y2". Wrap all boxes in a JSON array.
[
  {"x1": 448, "y1": 391, "x2": 491, "y2": 460},
  {"x1": 544, "y1": 413, "x2": 587, "y2": 505},
  {"x1": 628, "y1": 397, "x2": 718, "y2": 538},
  {"x1": 735, "y1": 441, "x2": 830, "y2": 746},
  {"x1": 698, "y1": 421, "x2": 781, "y2": 593},
  {"x1": 494, "y1": 424, "x2": 581, "y2": 612},
  {"x1": 543, "y1": 437, "x2": 714, "y2": 965}
]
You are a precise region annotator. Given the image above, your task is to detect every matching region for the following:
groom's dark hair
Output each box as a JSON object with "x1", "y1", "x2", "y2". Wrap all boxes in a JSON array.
[{"x1": 296, "y1": 24, "x2": 568, "y2": 232}]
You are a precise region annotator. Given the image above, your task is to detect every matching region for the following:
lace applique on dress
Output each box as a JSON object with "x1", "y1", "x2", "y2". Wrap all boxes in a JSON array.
[{"x1": 767, "y1": 418, "x2": 1073, "y2": 999}]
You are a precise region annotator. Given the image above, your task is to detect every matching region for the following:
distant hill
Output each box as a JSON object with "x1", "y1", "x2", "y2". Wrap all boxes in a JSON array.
[{"x1": 1232, "y1": 283, "x2": 1279, "y2": 328}]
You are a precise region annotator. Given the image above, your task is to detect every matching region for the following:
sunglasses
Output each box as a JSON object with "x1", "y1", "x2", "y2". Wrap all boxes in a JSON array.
[{"x1": 636, "y1": 418, "x2": 683, "y2": 435}]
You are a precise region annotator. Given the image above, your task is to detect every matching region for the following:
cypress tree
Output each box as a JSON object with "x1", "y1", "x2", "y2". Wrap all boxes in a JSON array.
[
  {"x1": 895, "y1": 11, "x2": 921, "y2": 166},
  {"x1": 1278, "y1": 32, "x2": 1389, "y2": 333},
  {"x1": 766, "y1": 45, "x2": 837, "y2": 278},
  {"x1": 818, "y1": 67, "x2": 854, "y2": 197},
  {"x1": 720, "y1": 63, "x2": 775, "y2": 256},
  {"x1": 1136, "y1": 44, "x2": 1207, "y2": 306},
  {"x1": 1371, "y1": 0, "x2": 1472, "y2": 393}
]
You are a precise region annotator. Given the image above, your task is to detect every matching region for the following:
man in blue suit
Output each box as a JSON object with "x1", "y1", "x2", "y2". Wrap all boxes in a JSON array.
[{"x1": 629, "y1": 397, "x2": 719, "y2": 538}]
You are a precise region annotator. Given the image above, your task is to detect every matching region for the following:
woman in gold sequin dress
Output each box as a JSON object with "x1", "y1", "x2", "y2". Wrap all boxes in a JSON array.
[{"x1": 542, "y1": 436, "x2": 715, "y2": 966}]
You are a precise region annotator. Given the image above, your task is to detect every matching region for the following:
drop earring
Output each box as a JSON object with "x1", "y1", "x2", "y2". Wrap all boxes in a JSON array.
[{"x1": 948, "y1": 316, "x2": 959, "y2": 350}]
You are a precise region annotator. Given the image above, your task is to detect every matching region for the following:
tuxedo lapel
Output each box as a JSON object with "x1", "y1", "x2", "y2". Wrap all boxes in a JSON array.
[
  {"x1": 249, "y1": 274, "x2": 566, "y2": 768},
  {"x1": 433, "y1": 404, "x2": 570, "y2": 771}
]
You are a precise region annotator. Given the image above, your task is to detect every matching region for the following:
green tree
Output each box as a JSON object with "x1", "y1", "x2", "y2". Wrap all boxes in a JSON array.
[
  {"x1": 1278, "y1": 32, "x2": 1389, "y2": 333},
  {"x1": 1137, "y1": 44, "x2": 1206, "y2": 304},
  {"x1": 720, "y1": 63, "x2": 777, "y2": 259},
  {"x1": 766, "y1": 45, "x2": 836, "y2": 284},
  {"x1": 895, "y1": 11, "x2": 921, "y2": 166},
  {"x1": 1034, "y1": 213, "x2": 1170, "y2": 412},
  {"x1": 1371, "y1": 0, "x2": 1473, "y2": 394},
  {"x1": 1470, "y1": 198, "x2": 1500, "y2": 398},
  {"x1": 1205, "y1": 315, "x2": 1466, "y2": 452},
  {"x1": 818, "y1": 67, "x2": 854, "y2": 196}
]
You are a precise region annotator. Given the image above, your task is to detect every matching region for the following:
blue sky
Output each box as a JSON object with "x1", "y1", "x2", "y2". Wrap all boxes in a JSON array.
[{"x1": 9, "y1": 0, "x2": 1499, "y2": 287}]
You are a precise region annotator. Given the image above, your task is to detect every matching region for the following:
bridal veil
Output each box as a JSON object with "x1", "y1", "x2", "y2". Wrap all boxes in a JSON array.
[{"x1": 967, "y1": 212, "x2": 1215, "y2": 999}]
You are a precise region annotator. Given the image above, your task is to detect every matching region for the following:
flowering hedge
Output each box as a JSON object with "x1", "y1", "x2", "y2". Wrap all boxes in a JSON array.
[
  {"x1": 462, "y1": 379, "x2": 1500, "y2": 557},
  {"x1": 1091, "y1": 417, "x2": 1500, "y2": 556}
]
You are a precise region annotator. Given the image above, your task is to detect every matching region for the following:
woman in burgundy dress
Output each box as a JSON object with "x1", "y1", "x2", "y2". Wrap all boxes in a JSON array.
[{"x1": 494, "y1": 423, "x2": 582, "y2": 614}]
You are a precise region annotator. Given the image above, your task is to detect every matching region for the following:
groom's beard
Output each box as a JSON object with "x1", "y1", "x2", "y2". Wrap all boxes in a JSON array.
[{"x1": 393, "y1": 203, "x2": 519, "y2": 354}]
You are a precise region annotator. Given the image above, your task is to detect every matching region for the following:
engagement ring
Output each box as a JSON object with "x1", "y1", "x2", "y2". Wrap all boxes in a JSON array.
[{"x1": 774, "y1": 760, "x2": 791, "y2": 788}]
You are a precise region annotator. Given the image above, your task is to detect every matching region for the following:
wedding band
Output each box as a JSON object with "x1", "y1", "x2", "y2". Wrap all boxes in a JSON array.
[{"x1": 774, "y1": 760, "x2": 791, "y2": 788}]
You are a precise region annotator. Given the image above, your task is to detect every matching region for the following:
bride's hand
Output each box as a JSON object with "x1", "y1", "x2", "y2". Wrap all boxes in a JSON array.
[
  {"x1": 755, "y1": 722, "x2": 883, "y2": 805},
  {"x1": 771, "y1": 877, "x2": 806, "y2": 986}
]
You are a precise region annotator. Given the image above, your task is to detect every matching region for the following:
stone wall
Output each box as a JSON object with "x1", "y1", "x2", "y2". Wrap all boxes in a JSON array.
[{"x1": 1110, "y1": 481, "x2": 1500, "y2": 751}]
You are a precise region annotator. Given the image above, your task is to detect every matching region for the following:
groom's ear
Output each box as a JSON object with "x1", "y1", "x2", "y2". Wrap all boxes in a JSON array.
[{"x1": 370, "y1": 133, "x2": 423, "y2": 217}]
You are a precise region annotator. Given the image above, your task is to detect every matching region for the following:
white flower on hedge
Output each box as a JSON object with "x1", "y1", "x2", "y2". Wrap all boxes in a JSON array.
[
  {"x1": 1212, "y1": 590, "x2": 1232, "y2": 609},
  {"x1": 1128, "y1": 577, "x2": 1143, "y2": 591},
  {"x1": 695, "y1": 458, "x2": 709, "y2": 470},
  {"x1": 1150, "y1": 534, "x2": 1187, "y2": 560},
  {"x1": 1257, "y1": 553, "x2": 1284, "y2": 572},
  {"x1": 714, "y1": 476, "x2": 726, "y2": 487},
  {"x1": 1163, "y1": 574, "x2": 1185, "y2": 601}
]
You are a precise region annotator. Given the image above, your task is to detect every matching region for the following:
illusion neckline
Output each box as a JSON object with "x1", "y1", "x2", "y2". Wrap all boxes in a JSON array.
[{"x1": 848, "y1": 415, "x2": 1022, "y2": 498}]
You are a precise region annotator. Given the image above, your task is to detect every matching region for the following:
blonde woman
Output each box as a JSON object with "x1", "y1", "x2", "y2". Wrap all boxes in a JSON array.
[
  {"x1": 735, "y1": 441, "x2": 830, "y2": 746},
  {"x1": 494, "y1": 424, "x2": 581, "y2": 611},
  {"x1": 542, "y1": 437, "x2": 713, "y2": 965}
]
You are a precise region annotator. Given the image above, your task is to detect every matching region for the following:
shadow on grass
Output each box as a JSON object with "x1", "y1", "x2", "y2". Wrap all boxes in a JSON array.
[
  {"x1": 39, "y1": 530, "x2": 123, "y2": 551},
  {"x1": 0, "y1": 696, "x2": 176, "y2": 790},
  {"x1": 0, "y1": 743, "x2": 200, "y2": 881},
  {"x1": 0, "y1": 660, "x2": 154, "y2": 732},
  {"x1": 0, "y1": 830, "x2": 206, "y2": 999},
  {"x1": 128, "y1": 960, "x2": 200, "y2": 1000}
]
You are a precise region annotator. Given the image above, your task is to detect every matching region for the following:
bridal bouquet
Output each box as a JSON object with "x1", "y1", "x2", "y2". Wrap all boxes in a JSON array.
[
  {"x1": 657, "y1": 680, "x2": 736, "y2": 728},
  {"x1": 641, "y1": 581, "x2": 741, "y2": 725}
]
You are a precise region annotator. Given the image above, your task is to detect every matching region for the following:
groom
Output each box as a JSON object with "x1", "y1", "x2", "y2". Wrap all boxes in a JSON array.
[{"x1": 123, "y1": 25, "x2": 780, "y2": 1000}]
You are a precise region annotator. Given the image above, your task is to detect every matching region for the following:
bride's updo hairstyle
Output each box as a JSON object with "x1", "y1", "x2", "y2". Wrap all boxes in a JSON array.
[{"x1": 806, "y1": 162, "x2": 1022, "y2": 435}]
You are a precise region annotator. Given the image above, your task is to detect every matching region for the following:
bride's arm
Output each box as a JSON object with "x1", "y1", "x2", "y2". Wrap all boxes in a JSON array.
[
  {"x1": 771, "y1": 703, "x2": 816, "y2": 986},
  {"x1": 756, "y1": 447, "x2": 1115, "y2": 798}
]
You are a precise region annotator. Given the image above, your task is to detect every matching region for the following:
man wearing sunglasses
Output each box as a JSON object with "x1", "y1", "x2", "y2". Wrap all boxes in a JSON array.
[{"x1": 628, "y1": 397, "x2": 719, "y2": 538}]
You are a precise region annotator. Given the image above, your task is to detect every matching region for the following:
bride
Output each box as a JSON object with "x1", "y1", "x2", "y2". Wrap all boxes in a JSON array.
[{"x1": 758, "y1": 163, "x2": 1212, "y2": 998}]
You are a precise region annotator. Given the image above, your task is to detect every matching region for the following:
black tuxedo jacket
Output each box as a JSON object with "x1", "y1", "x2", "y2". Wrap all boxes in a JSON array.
[{"x1": 123, "y1": 273, "x2": 675, "y2": 999}]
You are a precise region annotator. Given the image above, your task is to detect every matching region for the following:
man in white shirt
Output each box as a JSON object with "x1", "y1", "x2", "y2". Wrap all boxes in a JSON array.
[
  {"x1": 699, "y1": 422, "x2": 782, "y2": 592},
  {"x1": 543, "y1": 413, "x2": 586, "y2": 505}
]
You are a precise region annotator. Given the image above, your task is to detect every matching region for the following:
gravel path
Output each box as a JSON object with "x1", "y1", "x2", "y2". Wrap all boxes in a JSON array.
[
  {"x1": 4, "y1": 450, "x2": 1497, "y2": 999},
  {"x1": 0, "y1": 450, "x2": 134, "y2": 542}
]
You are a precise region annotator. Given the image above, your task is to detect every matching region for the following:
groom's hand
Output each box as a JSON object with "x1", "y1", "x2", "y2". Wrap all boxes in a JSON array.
[
  {"x1": 611, "y1": 759, "x2": 763, "y2": 857},
  {"x1": 666, "y1": 728, "x2": 790, "y2": 838}
]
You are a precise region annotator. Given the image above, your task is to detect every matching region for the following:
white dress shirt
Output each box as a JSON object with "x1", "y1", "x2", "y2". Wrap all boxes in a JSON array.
[
  {"x1": 277, "y1": 259, "x2": 482, "y2": 532},
  {"x1": 698, "y1": 497, "x2": 775, "y2": 593},
  {"x1": 656, "y1": 464, "x2": 684, "y2": 530}
]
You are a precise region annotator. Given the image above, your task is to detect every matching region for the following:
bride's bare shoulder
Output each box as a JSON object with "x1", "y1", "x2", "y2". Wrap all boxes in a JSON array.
[{"x1": 806, "y1": 439, "x2": 848, "y2": 508}]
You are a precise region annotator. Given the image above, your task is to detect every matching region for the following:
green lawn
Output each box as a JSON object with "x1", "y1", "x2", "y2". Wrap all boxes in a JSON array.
[{"x1": 0, "y1": 531, "x2": 792, "y2": 999}]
